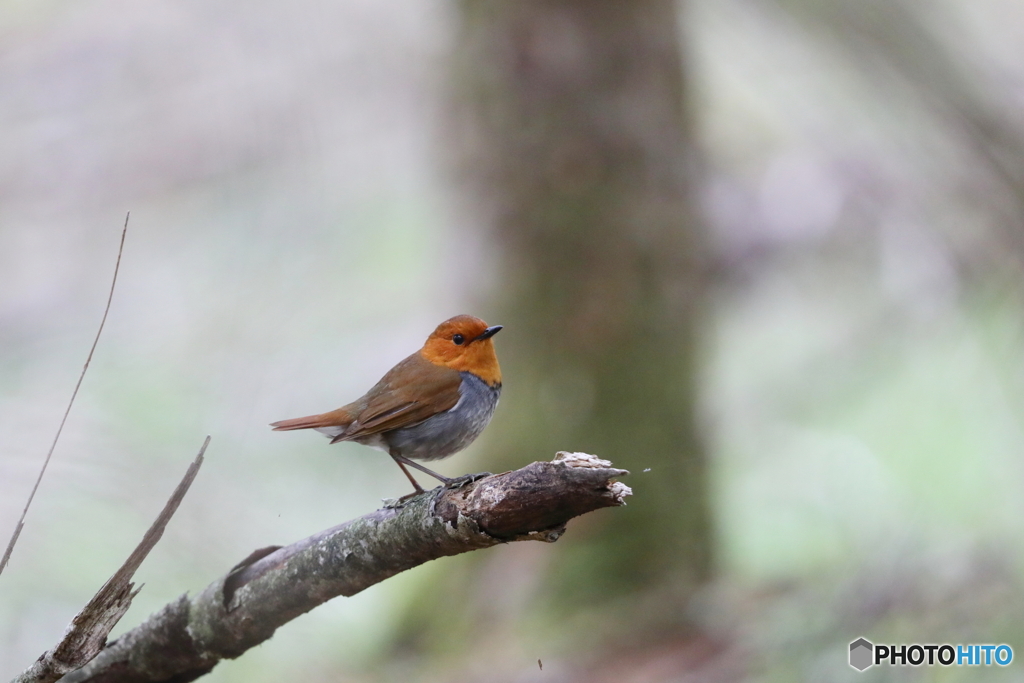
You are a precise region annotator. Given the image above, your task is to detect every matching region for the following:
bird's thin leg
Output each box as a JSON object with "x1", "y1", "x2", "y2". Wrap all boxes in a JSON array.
[
  {"x1": 391, "y1": 455, "x2": 426, "y2": 494},
  {"x1": 391, "y1": 454, "x2": 451, "y2": 484}
]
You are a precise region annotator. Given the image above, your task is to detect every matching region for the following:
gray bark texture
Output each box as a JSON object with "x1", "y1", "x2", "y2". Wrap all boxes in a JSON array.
[
  {"x1": 53, "y1": 453, "x2": 629, "y2": 683},
  {"x1": 15, "y1": 438, "x2": 208, "y2": 683}
]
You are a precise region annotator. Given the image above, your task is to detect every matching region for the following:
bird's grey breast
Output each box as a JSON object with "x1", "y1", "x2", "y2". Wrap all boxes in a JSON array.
[{"x1": 385, "y1": 372, "x2": 500, "y2": 461}]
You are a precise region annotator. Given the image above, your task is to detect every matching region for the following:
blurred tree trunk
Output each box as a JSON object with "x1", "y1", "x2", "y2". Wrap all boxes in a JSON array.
[{"x1": 396, "y1": 0, "x2": 712, "y2": 661}]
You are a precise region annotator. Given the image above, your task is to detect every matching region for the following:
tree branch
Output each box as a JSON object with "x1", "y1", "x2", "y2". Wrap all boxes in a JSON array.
[
  {"x1": 15, "y1": 437, "x2": 209, "y2": 683},
  {"x1": 57, "y1": 452, "x2": 630, "y2": 683}
]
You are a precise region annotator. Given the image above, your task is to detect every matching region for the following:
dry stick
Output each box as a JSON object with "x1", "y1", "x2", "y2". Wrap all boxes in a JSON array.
[
  {"x1": 59, "y1": 453, "x2": 631, "y2": 683},
  {"x1": 0, "y1": 213, "x2": 130, "y2": 577},
  {"x1": 14, "y1": 437, "x2": 210, "y2": 683}
]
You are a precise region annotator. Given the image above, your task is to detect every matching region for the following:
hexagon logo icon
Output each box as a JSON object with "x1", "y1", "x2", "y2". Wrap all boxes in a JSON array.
[{"x1": 849, "y1": 638, "x2": 874, "y2": 671}]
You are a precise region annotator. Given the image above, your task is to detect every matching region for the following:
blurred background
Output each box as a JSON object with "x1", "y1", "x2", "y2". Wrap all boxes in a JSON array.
[{"x1": 2, "y1": 0, "x2": 1024, "y2": 681}]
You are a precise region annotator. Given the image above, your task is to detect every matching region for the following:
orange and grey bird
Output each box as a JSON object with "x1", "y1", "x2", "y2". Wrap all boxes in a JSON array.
[{"x1": 271, "y1": 315, "x2": 503, "y2": 495}]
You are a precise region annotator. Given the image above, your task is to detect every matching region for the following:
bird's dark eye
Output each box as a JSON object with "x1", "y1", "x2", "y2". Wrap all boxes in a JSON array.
[{"x1": 453, "y1": 334, "x2": 465, "y2": 345}]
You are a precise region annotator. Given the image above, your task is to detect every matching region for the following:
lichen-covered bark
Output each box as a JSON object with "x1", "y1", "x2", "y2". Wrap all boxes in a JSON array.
[{"x1": 58, "y1": 453, "x2": 628, "y2": 683}]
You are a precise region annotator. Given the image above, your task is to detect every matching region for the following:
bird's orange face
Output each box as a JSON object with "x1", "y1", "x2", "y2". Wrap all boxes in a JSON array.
[{"x1": 420, "y1": 315, "x2": 503, "y2": 386}]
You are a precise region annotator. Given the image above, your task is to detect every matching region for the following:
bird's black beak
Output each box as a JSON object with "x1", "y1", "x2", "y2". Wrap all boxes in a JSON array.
[{"x1": 474, "y1": 325, "x2": 503, "y2": 342}]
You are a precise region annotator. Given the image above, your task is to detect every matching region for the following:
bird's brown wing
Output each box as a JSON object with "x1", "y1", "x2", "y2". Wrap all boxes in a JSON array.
[{"x1": 336, "y1": 353, "x2": 462, "y2": 442}]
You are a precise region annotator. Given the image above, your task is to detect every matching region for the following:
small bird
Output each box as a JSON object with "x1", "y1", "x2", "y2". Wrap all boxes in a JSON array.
[{"x1": 271, "y1": 315, "x2": 502, "y2": 496}]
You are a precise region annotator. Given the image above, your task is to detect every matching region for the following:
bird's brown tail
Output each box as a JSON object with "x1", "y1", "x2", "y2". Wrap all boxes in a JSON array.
[
  {"x1": 270, "y1": 407, "x2": 352, "y2": 431},
  {"x1": 270, "y1": 415, "x2": 325, "y2": 431}
]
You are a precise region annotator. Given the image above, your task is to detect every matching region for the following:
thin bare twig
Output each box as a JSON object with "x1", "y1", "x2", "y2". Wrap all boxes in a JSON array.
[
  {"x1": 0, "y1": 213, "x2": 130, "y2": 578},
  {"x1": 15, "y1": 437, "x2": 210, "y2": 683}
]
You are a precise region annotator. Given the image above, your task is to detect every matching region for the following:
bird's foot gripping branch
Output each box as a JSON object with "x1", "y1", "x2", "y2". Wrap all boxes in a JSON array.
[{"x1": 58, "y1": 452, "x2": 630, "y2": 683}]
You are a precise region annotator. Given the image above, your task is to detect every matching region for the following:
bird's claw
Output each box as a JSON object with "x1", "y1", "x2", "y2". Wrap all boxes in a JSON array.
[
  {"x1": 443, "y1": 471, "x2": 493, "y2": 489},
  {"x1": 383, "y1": 488, "x2": 429, "y2": 508},
  {"x1": 383, "y1": 472, "x2": 491, "y2": 508}
]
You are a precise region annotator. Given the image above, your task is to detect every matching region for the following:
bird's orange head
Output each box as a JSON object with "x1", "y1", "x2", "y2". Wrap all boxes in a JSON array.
[{"x1": 420, "y1": 315, "x2": 503, "y2": 386}]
